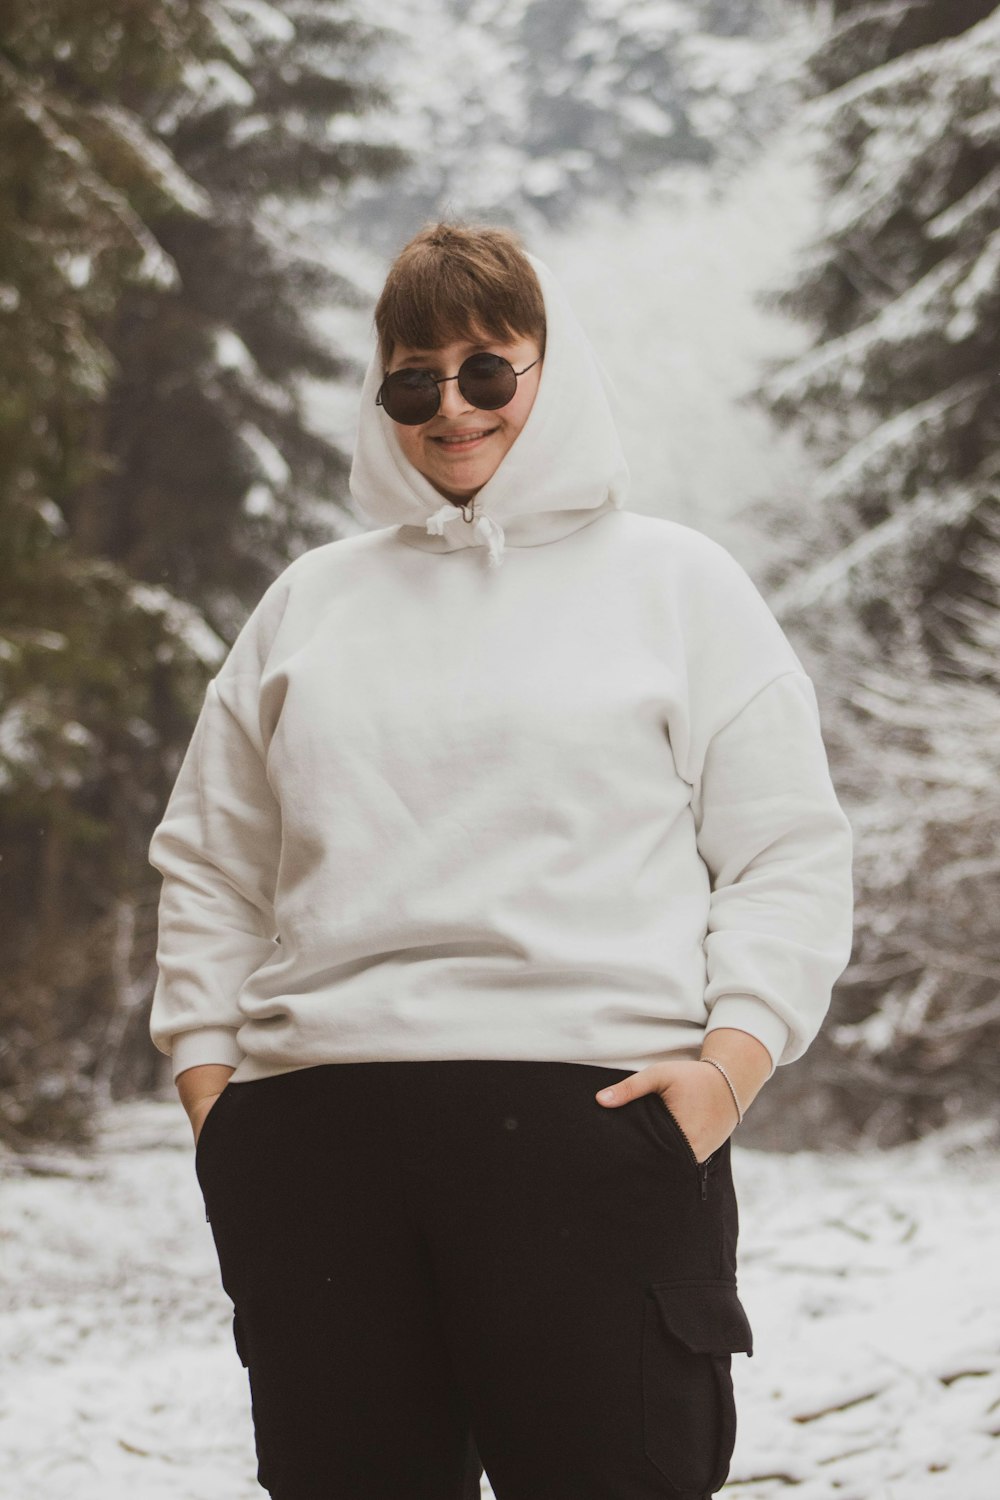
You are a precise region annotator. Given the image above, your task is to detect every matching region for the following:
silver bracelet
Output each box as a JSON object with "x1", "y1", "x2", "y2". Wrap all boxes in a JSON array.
[{"x1": 701, "y1": 1058, "x2": 744, "y2": 1125}]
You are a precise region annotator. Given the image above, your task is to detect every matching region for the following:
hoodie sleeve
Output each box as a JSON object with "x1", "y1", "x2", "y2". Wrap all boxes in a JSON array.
[
  {"x1": 673, "y1": 535, "x2": 855, "y2": 1074},
  {"x1": 694, "y1": 669, "x2": 855, "y2": 1073},
  {"x1": 148, "y1": 584, "x2": 288, "y2": 1081}
]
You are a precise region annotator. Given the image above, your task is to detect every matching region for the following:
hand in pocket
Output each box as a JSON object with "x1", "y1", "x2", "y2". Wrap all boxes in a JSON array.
[
  {"x1": 595, "y1": 1060, "x2": 739, "y2": 1164},
  {"x1": 191, "y1": 1091, "x2": 226, "y2": 1147},
  {"x1": 177, "y1": 1063, "x2": 236, "y2": 1147}
]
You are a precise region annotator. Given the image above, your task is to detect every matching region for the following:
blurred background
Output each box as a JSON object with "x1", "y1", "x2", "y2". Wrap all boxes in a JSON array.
[{"x1": 2, "y1": 0, "x2": 999, "y2": 1153}]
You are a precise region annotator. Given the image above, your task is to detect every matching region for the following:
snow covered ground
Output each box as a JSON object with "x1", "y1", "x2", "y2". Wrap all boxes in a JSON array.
[{"x1": 2, "y1": 1101, "x2": 997, "y2": 1499}]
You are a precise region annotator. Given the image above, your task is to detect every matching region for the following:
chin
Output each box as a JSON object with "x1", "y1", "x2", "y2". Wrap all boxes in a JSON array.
[{"x1": 433, "y1": 467, "x2": 496, "y2": 500}]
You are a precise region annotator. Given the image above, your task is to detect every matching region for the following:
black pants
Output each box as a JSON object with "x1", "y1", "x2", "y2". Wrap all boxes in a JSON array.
[{"x1": 195, "y1": 1059, "x2": 753, "y2": 1500}]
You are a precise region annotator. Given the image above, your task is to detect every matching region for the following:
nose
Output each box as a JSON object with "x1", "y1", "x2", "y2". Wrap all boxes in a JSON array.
[{"x1": 436, "y1": 374, "x2": 474, "y2": 421}]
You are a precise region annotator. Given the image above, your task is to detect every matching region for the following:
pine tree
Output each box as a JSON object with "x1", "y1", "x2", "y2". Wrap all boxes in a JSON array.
[
  {"x1": 0, "y1": 1, "x2": 404, "y2": 1144},
  {"x1": 91, "y1": 0, "x2": 405, "y2": 624},
  {"x1": 0, "y1": 0, "x2": 225, "y2": 1143},
  {"x1": 757, "y1": 1, "x2": 1000, "y2": 681},
  {"x1": 745, "y1": 0, "x2": 1000, "y2": 1143}
]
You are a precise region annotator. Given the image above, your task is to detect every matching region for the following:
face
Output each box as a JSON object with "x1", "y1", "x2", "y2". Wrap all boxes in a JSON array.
[{"x1": 384, "y1": 331, "x2": 543, "y2": 504}]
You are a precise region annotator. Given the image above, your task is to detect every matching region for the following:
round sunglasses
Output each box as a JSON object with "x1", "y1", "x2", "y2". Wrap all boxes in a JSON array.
[{"x1": 375, "y1": 352, "x2": 541, "y2": 426}]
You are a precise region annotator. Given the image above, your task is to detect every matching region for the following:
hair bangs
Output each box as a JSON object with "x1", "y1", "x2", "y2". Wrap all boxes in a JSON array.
[{"x1": 375, "y1": 223, "x2": 546, "y2": 369}]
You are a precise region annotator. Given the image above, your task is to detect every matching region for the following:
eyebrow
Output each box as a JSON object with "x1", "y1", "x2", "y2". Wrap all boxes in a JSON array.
[{"x1": 393, "y1": 340, "x2": 500, "y2": 369}]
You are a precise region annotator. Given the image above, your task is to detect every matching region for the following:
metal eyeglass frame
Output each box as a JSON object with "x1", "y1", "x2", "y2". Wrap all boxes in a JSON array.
[{"x1": 375, "y1": 354, "x2": 542, "y2": 424}]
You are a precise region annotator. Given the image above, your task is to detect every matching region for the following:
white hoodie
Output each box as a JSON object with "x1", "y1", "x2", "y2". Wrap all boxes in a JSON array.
[{"x1": 148, "y1": 257, "x2": 854, "y2": 1085}]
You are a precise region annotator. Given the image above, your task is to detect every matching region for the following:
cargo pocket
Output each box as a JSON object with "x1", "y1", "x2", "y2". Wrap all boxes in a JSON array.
[
  {"x1": 232, "y1": 1303, "x2": 275, "y2": 1492},
  {"x1": 642, "y1": 1279, "x2": 753, "y2": 1496}
]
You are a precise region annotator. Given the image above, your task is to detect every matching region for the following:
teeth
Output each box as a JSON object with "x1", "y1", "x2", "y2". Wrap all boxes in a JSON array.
[{"x1": 439, "y1": 431, "x2": 491, "y2": 444}]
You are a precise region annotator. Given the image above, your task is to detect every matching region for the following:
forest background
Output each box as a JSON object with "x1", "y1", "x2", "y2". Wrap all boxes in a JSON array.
[{"x1": 2, "y1": 0, "x2": 999, "y2": 1154}]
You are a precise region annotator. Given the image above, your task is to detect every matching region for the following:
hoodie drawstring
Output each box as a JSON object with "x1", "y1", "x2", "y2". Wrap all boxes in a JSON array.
[
  {"x1": 425, "y1": 502, "x2": 507, "y2": 568},
  {"x1": 472, "y1": 514, "x2": 506, "y2": 567}
]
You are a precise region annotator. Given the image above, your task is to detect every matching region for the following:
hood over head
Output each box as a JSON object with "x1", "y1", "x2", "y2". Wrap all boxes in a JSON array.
[{"x1": 349, "y1": 254, "x2": 630, "y2": 566}]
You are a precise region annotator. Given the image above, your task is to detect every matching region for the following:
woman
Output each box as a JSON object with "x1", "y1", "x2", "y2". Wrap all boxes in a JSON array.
[{"x1": 149, "y1": 223, "x2": 854, "y2": 1500}]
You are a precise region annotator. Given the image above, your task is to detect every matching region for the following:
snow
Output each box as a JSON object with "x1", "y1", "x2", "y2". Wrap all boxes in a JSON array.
[
  {"x1": 222, "y1": 0, "x2": 295, "y2": 45},
  {"x1": 33, "y1": 497, "x2": 68, "y2": 537},
  {"x1": 801, "y1": 6, "x2": 1000, "y2": 240},
  {"x1": 129, "y1": 584, "x2": 228, "y2": 669},
  {"x1": 809, "y1": 374, "x2": 990, "y2": 507},
  {"x1": 769, "y1": 484, "x2": 981, "y2": 618},
  {"x1": 199, "y1": 0, "x2": 300, "y2": 71},
  {"x1": 617, "y1": 93, "x2": 676, "y2": 137},
  {"x1": 1, "y1": 1103, "x2": 996, "y2": 1499},
  {"x1": 213, "y1": 329, "x2": 256, "y2": 375},
  {"x1": 0, "y1": 703, "x2": 36, "y2": 782},
  {"x1": 202, "y1": 2, "x2": 255, "y2": 69},
  {"x1": 177, "y1": 59, "x2": 256, "y2": 112},
  {"x1": 948, "y1": 227, "x2": 1000, "y2": 340},
  {"x1": 89, "y1": 103, "x2": 213, "y2": 220},
  {"x1": 729, "y1": 1128, "x2": 1000, "y2": 1498},
  {"x1": 928, "y1": 164, "x2": 1000, "y2": 241},
  {"x1": 56, "y1": 253, "x2": 94, "y2": 289},
  {"x1": 132, "y1": 240, "x2": 180, "y2": 294},
  {"x1": 759, "y1": 227, "x2": 990, "y2": 408},
  {"x1": 241, "y1": 482, "x2": 277, "y2": 519},
  {"x1": 344, "y1": 0, "x2": 797, "y2": 241},
  {"x1": 803, "y1": 6, "x2": 1000, "y2": 131},
  {"x1": 682, "y1": 32, "x2": 778, "y2": 98},
  {"x1": 60, "y1": 721, "x2": 95, "y2": 751},
  {"x1": 237, "y1": 423, "x2": 291, "y2": 488}
]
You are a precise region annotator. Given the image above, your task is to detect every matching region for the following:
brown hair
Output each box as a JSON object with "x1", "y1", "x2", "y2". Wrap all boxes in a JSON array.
[{"x1": 374, "y1": 222, "x2": 546, "y2": 369}]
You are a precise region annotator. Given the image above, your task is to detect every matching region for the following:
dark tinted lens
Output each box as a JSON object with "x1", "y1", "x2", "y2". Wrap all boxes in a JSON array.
[
  {"x1": 379, "y1": 369, "x2": 439, "y2": 425},
  {"x1": 457, "y1": 353, "x2": 517, "y2": 410}
]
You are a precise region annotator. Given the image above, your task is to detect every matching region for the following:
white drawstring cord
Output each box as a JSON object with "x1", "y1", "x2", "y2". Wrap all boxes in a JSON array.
[
  {"x1": 425, "y1": 502, "x2": 465, "y2": 535},
  {"x1": 472, "y1": 513, "x2": 506, "y2": 567},
  {"x1": 425, "y1": 502, "x2": 507, "y2": 567}
]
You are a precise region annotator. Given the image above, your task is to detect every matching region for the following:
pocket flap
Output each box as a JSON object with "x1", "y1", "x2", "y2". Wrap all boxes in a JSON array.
[{"x1": 649, "y1": 1279, "x2": 753, "y2": 1357}]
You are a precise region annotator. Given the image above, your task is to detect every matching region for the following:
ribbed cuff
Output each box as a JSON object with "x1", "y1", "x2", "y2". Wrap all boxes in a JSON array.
[
  {"x1": 702, "y1": 995, "x2": 791, "y2": 1079},
  {"x1": 171, "y1": 1026, "x2": 245, "y2": 1082}
]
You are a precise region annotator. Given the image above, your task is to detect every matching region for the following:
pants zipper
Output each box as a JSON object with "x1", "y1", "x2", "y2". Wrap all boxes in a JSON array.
[{"x1": 662, "y1": 1099, "x2": 715, "y2": 1199}]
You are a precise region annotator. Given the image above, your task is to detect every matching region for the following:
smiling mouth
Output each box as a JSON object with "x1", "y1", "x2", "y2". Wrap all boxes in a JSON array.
[{"x1": 432, "y1": 428, "x2": 499, "y2": 449}]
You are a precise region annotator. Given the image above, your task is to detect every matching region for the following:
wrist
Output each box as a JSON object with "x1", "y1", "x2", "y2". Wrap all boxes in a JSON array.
[
  {"x1": 700, "y1": 1058, "x2": 743, "y2": 1125},
  {"x1": 176, "y1": 1063, "x2": 235, "y2": 1115},
  {"x1": 699, "y1": 1027, "x2": 772, "y2": 1117}
]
